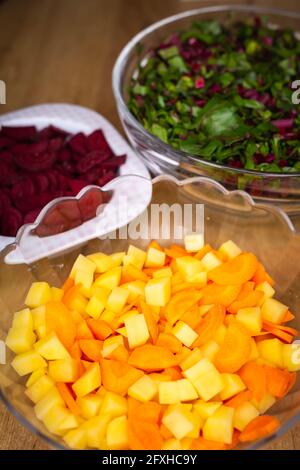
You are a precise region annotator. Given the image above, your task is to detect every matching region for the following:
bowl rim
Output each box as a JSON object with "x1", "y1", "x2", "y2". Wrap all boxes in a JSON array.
[{"x1": 112, "y1": 4, "x2": 300, "y2": 178}]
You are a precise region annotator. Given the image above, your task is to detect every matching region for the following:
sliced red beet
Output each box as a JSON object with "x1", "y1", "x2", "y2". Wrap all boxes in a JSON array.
[
  {"x1": 86, "y1": 129, "x2": 112, "y2": 154},
  {"x1": 68, "y1": 179, "x2": 88, "y2": 195},
  {"x1": 14, "y1": 151, "x2": 57, "y2": 172},
  {"x1": 0, "y1": 136, "x2": 14, "y2": 149},
  {"x1": 11, "y1": 178, "x2": 36, "y2": 200},
  {"x1": 39, "y1": 125, "x2": 69, "y2": 140},
  {"x1": 98, "y1": 171, "x2": 116, "y2": 186},
  {"x1": 14, "y1": 192, "x2": 58, "y2": 213},
  {"x1": 24, "y1": 209, "x2": 41, "y2": 224},
  {"x1": 2, "y1": 207, "x2": 23, "y2": 236},
  {"x1": 0, "y1": 160, "x2": 18, "y2": 186},
  {"x1": 76, "y1": 150, "x2": 110, "y2": 174},
  {"x1": 2, "y1": 126, "x2": 37, "y2": 141},
  {"x1": 49, "y1": 137, "x2": 64, "y2": 152},
  {"x1": 57, "y1": 148, "x2": 71, "y2": 162},
  {"x1": 100, "y1": 155, "x2": 126, "y2": 169},
  {"x1": 68, "y1": 132, "x2": 87, "y2": 155},
  {"x1": 33, "y1": 173, "x2": 49, "y2": 193}
]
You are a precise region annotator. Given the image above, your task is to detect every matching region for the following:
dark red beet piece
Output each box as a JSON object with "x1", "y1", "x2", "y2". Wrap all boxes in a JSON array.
[
  {"x1": 2, "y1": 126, "x2": 37, "y2": 141},
  {"x1": 33, "y1": 173, "x2": 49, "y2": 193},
  {"x1": 57, "y1": 148, "x2": 71, "y2": 162},
  {"x1": 76, "y1": 150, "x2": 110, "y2": 174},
  {"x1": 14, "y1": 151, "x2": 57, "y2": 172},
  {"x1": 97, "y1": 171, "x2": 116, "y2": 186},
  {"x1": 24, "y1": 209, "x2": 41, "y2": 224},
  {"x1": 100, "y1": 155, "x2": 126, "y2": 170},
  {"x1": 68, "y1": 179, "x2": 88, "y2": 195},
  {"x1": 3, "y1": 207, "x2": 23, "y2": 236},
  {"x1": 11, "y1": 178, "x2": 36, "y2": 200},
  {"x1": 86, "y1": 129, "x2": 112, "y2": 154},
  {"x1": 68, "y1": 132, "x2": 87, "y2": 155},
  {"x1": 0, "y1": 160, "x2": 18, "y2": 186},
  {"x1": 0, "y1": 136, "x2": 14, "y2": 149}
]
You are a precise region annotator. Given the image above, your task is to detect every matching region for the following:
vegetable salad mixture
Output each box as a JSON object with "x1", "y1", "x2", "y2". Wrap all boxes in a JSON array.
[{"x1": 128, "y1": 17, "x2": 300, "y2": 173}]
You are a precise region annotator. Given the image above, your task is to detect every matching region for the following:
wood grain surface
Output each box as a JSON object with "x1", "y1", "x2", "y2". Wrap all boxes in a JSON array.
[{"x1": 0, "y1": 0, "x2": 300, "y2": 450}]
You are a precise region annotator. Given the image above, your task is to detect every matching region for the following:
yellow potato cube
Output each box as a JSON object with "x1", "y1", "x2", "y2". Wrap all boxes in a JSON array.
[
  {"x1": 106, "y1": 415, "x2": 129, "y2": 450},
  {"x1": 177, "y1": 379, "x2": 198, "y2": 401},
  {"x1": 12, "y1": 350, "x2": 46, "y2": 376},
  {"x1": 255, "y1": 281, "x2": 275, "y2": 303},
  {"x1": 85, "y1": 295, "x2": 106, "y2": 319},
  {"x1": 249, "y1": 338, "x2": 259, "y2": 361},
  {"x1": 31, "y1": 305, "x2": 46, "y2": 338},
  {"x1": 193, "y1": 400, "x2": 222, "y2": 419},
  {"x1": 162, "y1": 404, "x2": 195, "y2": 440},
  {"x1": 123, "y1": 245, "x2": 146, "y2": 270},
  {"x1": 257, "y1": 338, "x2": 283, "y2": 368},
  {"x1": 25, "y1": 282, "x2": 52, "y2": 308},
  {"x1": 57, "y1": 412, "x2": 79, "y2": 435},
  {"x1": 186, "y1": 271, "x2": 207, "y2": 285},
  {"x1": 153, "y1": 267, "x2": 173, "y2": 279},
  {"x1": 180, "y1": 348, "x2": 203, "y2": 370},
  {"x1": 162, "y1": 439, "x2": 182, "y2": 450},
  {"x1": 219, "y1": 240, "x2": 242, "y2": 260},
  {"x1": 203, "y1": 405, "x2": 234, "y2": 444},
  {"x1": 201, "y1": 340, "x2": 220, "y2": 362},
  {"x1": 25, "y1": 374, "x2": 54, "y2": 403},
  {"x1": 199, "y1": 304, "x2": 214, "y2": 316},
  {"x1": 181, "y1": 438, "x2": 193, "y2": 450},
  {"x1": 128, "y1": 375, "x2": 157, "y2": 402},
  {"x1": 282, "y1": 343, "x2": 300, "y2": 372},
  {"x1": 145, "y1": 277, "x2": 171, "y2": 307},
  {"x1": 176, "y1": 256, "x2": 203, "y2": 278},
  {"x1": 72, "y1": 363, "x2": 101, "y2": 397},
  {"x1": 106, "y1": 287, "x2": 129, "y2": 313},
  {"x1": 201, "y1": 252, "x2": 222, "y2": 271},
  {"x1": 251, "y1": 393, "x2": 276, "y2": 413},
  {"x1": 75, "y1": 268, "x2": 94, "y2": 291},
  {"x1": 172, "y1": 321, "x2": 198, "y2": 347},
  {"x1": 183, "y1": 358, "x2": 224, "y2": 401},
  {"x1": 125, "y1": 314, "x2": 149, "y2": 349},
  {"x1": 51, "y1": 287, "x2": 64, "y2": 302},
  {"x1": 220, "y1": 373, "x2": 246, "y2": 401},
  {"x1": 34, "y1": 332, "x2": 70, "y2": 360},
  {"x1": 76, "y1": 394, "x2": 103, "y2": 419},
  {"x1": 183, "y1": 357, "x2": 215, "y2": 382},
  {"x1": 64, "y1": 428, "x2": 87, "y2": 449},
  {"x1": 261, "y1": 298, "x2": 288, "y2": 324},
  {"x1": 48, "y1": 358, "x2": 78, "y2": 382},
  {"x1": 122, "y1": 280, "x2": 146, "y2": 302},
  {"x1": 67, "y1": 293, "x2": 88, "y2": 314},
  {"x1": 82, "y1": 414, "x2": 111, "y2": 449},
  {"x1": 87, "y1": 253, "x2": 113, "y2": 273},
  {"x1": 236, "y1": 307, "x2": 262, "y2": 335},
  {"x1": 43, "y1": 404, "x2": 76, "y2": 435},
  {"x1": 13, "y1": 308, "x2": 33, "y2": 329},
  {"x1": 6, "y1": 326, "x2": 36, "y2": 354},
  {"x1": 233, "y1": 401, "x2": 259, "y2": 431},
  {"x1": 117, "y1": 309, "x2": 138, "y2": 327},
  {"x1": 70, "y1": 254, "x2": 96, "y2": 279},
  {"x1": 100, "y1": 391, "x2": 128, "y2": 417},
  {"x1": 116, "y1": 327, "x2": 128, "y2": 337},
  {"x1": 145, "y1": 247, "x2": 166, "y2": 268},
  {"x1": 34, "y1": 386, "x2": 64, "y2": 420},
  {"x1": 100, "y1": 309, "x2": 116, "y2": 326},
  {"x1": 26, "y1": 367, "x2": 47, "y2": 387},
  {"x1": 110, "y1": 252, "x2": 125, "y2": 268},
  {"x1": 94, "y1": 267, "x2": 122, "y2": 290},
  {"x1": 184, "y1": 234, "x2": 204, "y2": 253},
  {"x1": 159, "y1": 381, "x2": 180, "y2": 405},
  {"x1": 186, "y1": 409, "x2": 204, "y2": 438},
  {"x1": 102, "y1": 335, "x2": 124, "y2": 358}
]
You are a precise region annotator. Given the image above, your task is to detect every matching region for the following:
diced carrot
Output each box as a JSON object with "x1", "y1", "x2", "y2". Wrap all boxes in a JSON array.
[
  {"x1": 76, "y1": 320, "x2": 94, "y2": 340},
  {"x1": 125, "y1": 265, "x2": 149, "y2": 282},
  {"x1": 228, "y1": 290, "x2": 264, "y2": 314},
  {"x1": 128, "y1": 419, "x2": 163, "y2": 450},
  {"x1": 262, "y1": 324, "x2": 294, "y2": 343},
  {"x1": 208, "y1": 253, "x2": 258, "y2": 285},
  {"x1": 148, "y1": 240, "x2": 163, "y2": 252},
  {"x1": 128, "y1": 345, "x2": 178, "y2": 371},
  {"x1": 62, "y1": 284, "x2": 82, "y2": 309},
  {"x1": 69, "y1": 340, "x2": 82, "y2": 360},
  {"x1": 70, "y1": 310, "x2": 83, "y2": 325},
  {"x1": 57, "y1": 383, "x2": 80, "y2": 416},
  {"x1": 281, "y1": 310, "x2": 295, "y2": 323},
  {"x1": 286, "y1": 372, "x2": 297, "y2": 395},
  {"x1": 109, "y1": 345, "x2": 129, "y2": 362},
  {"x1": 215, "y1": 320, "x2": 251, "y2": 373},
  {"x1": 143, "y1": 268, "x2": 159, "y2": 277},
  {"x1": 190, "y1": 436, "x2": 227, "y2": 450},
  {"x1": 192, "y1": 305, "x2": 225, "y2": 347},
  {"x1": 239, "y1": 362, "x2": 267, "y2": 402},
  {"x1": 127, "y1": 397, "x2": 140, "y2": 420},
  {"x1": 140, "y1": 300, "x2": 159, "y2": 343},
  {"x1": 263, "y1": 321, "x2": 298, "y2": 337},
  {"x1": 165, "y1": 290, "x2": 202, "y2": 325},
  {"x1": 264, "y1": 365, "x2": 294, "y2": 398},
  {"x1": 194, "y1": 244, "x2": 213, "y2": 260},
  {"x1": 148, "y1": 373, "x2": 172, "y2": 382},
  {"x1": 225, "y1": 390, "x2": 253, "y2": 408},
  {"x1": 156, "y1": 332, "x2": 182, "y2": 353},
  {"x1": 172, "y1": 282, "x2": 205, "y2": 294},
  {"x1": 120, "y1": 270, "x2": 135, "y2": 284},
  {"x1": 180, "y1": 306, "x2": 203, "y2": 329},
  {"x1": 45, "y1": 301, "x2": 76, "y2": 350},
  {"x1": 100, "y1": 359, "x2": 143, "y2": 396},
  {"x1": 239, "y1": 415, "x2": 280, "y2": 442},
  {"x1": 134, "y1": 401, "x2": 161, "y2": 423},
  {"x1": 201, "y1": 283, "x2": 242, "y2": 307},
  {"x1": 86, "y1": 318, "x2": 113, "y2": 340},
  {"x1": 164, "y1": 248, "x2": 186, "y2": 259},
  {"x1": 78, "y1": 339, "x2": 102, "y2": 362},
  {"x1": 62, "y1": 277, "x2": 74, "y2": 292},
  {"x1": 164, "y1": 366, "x2": 182, "y2": 380},
  {"x1": 160, "y1": 424, "x2": 173, "y2": 440},
  {"x1": 77, "y1": 359, "x2": 86, "y2": 378},
  {"x1": 252, "y1": 262, "x2": 274, "y2": 286}
]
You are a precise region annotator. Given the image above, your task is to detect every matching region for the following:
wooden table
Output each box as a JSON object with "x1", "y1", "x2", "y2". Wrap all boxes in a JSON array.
[{"x1": 0, "y1": 0, "x2": 300, "y2": 450}]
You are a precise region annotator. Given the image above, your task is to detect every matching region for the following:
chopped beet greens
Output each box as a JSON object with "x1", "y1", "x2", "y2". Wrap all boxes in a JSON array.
[{"x1": 128, "y1": 17, "x2": 300, "y2": 173}]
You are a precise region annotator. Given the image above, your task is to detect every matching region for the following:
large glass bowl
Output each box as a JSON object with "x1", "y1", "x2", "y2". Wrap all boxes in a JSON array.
[
  {"x1": 0, "y1": 175, "x2": 300, "y2": 450},
  {"x1": 112, "y1": 5, "x2": 300, "y2": 217}
]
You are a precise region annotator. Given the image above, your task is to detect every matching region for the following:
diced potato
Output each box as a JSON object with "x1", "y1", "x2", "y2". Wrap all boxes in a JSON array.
[
  {"x1": 12, "y1": 350, "x2": 46, "y2": 376},
  {"x1": 43, "y1": 404, "x2": 76, "y2": 435},
  {"x1": 56, "y1": 411, "x2": 79, "y2": 435},
  {"x1": 34, "y1": 332, "x2": 70, "y2": 360},
  {"x1": 176, "y1": 256, "x2": 203, "y2": 278},
  {"x1": 201, "y1": 340, "x2": 220, "y2": 362},
  {"x1": 87, "y1": 253, "x2": 113, "y2": 273},
  {"x1": 31, "y1": 305, "x2": 46, "y2": 338},
  {"x1": 85, "y1": 294, "x2": 107, "y2": 319},
  {"x1": 251, "y1": 393, "x2": 276, "y2": 414},
  {"x1": 100, "y1": 391, "x2": 128, "y2": 417},
  {"x1": 220, "y1": 374, "x2": 246, "y2": 401},
  {"x1": 162, "y1": 439, "x2": 182, "y2": 450},
  {"x1": 26, "y1": 367, "x2": 47, "y2": 387},
  {"x1": 6, "y1": 326, "x2": 36, "y2": 354},
  {"x1": 249, "y1": 338, "x2": 259, "y2": 361},
  {"x1": 116, "y1": 309, "x2": 137, "y2": 327},
  {"x1": 123, "y1": 245, "x2": 146, "y2": 270},
  {"x1": 193, "y1": 400, "x2": 222, "y2": 419},
  {"x1": 70, "y1": 254, "x2": 96, "y2": 279},
  {"x1": 128, "y1": 375, "x2": 157, "y2": 402},
  {"x1": 25, "y1": 374, "x2": 54, "y2": 403},
  {"x1": 162, "y1": 404, "x2": 195, "y2": 440},
  {"x1": 102, "y1": 335, "x2": 123, "y2": 358},
  {"x1": 48, "y1": 358, "x2": 78, "y2": 382},
  {"x1": 110, "y1": 252, "x2": 125, "y2": 268},
  {"x1": 145, "y1": 277, "x2": 171, "y2": 307},
  {"x1": 183, "y1": 358, "x2": 214, "y2": 382},
  {"x1": 186, "y1": 409, "x2": 204, "y2": 438},
  {"x1": 122, "y1": 280, "x2": 146, "y2": 302},
  {"x1": 183, "y1": 358, "x2": 224, "y2": 401},
  {"x1": 233, "y1": 401, "x2": 259, "y2": 431},
  {"x1": 159, "y1": 381, "x2": 180, "y2": 405},
  {"x1": 75, "y1": 269, "x2": 94, "y2": 291},
  {"x1": 219, "y1": 240, "x2": 242, "y2": 260},
  {"x1": 64, "y1": 428, "x2": 87, "y2": 450},
  {"x1": 153, "y1": 267, "x2": 173, "y2": 279},
  {"x1": 186, "y1": 271, "x2": 207, "y2": 285},
  {"x1": 199, "y1": 304, "x2": 214, "y2": 316},
  {"x1": 25, "y1": 282, "x2": 52, "y2": 308},
  {"x1": 51, "y1": 287, "x2": 64, "y2": 302},
  {"x1": 34, "y1": 386, "x2": 64, "y2": 420},
  {"x1": 261, "y1": 298, "x2": 288, "y2": 324},
  {"x1": 106, "y1": 287, "x2": 129, "y2": 313},
  {"x1": 177, "y1": 379, "x2": 198, "y2": 401},
  {"x1": 257, "y1": 338, "x2": 283, "y2": 368},
  {"x1": 100, "y1": 309, "x2": 116, "y2": 326},
  {"x1": 13, "y1": 308, "x2": 33, "y2": 329},
  {"x1": 201, "y1": 252, "x2": 222, "y2": 271},
  {"x1": 76, "y1": 394, "x2": 103, "y2": 419},
  {"x1": 282, "y1": 343, "x2": 300, "y2": 372},
  {"x1": 255, "y1": 281, "x2": 275, "y2": 303},
  {"x1": 116, "y1": 327, "x2": 127, "y2": 337},
  {"x1": 236, "y1": 307, "x2": 262, "y2": 335},
  {"x1": 203, "y1": 405, "x2": 234, "y2": 444},
  {"x1": 72, "y1": 363, "x2": 101, "y2": 397},
  {"x1": 180, "y1": 348, "x2": 203, "y2": 371},
  {"x1": 172, "y1": 321, "x2": 198, "y2": 347},
  {"x1": 184, "y1": 234, "x2": 204, "y2": 253},
  {"x1": 82, "y1": 414, "x2": 111, "y2": 449},
  {"x1": 125, "y1": 314, "x2": 149, "y2": 349},
  {"x1": 106, "y1": 415, "x2": 128, "y2": 450},
  {"x1": 145, "y1": 247, "x2": 166, "y2": 268},
  {"x1": 67, "y1": 293, "x2": 88, "y2": 314},
  {"x1": 94, "y1": 267, "x2": 122, "y2": 290}
]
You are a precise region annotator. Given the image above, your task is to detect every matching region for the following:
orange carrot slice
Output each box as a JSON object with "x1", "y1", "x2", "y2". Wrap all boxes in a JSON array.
[
  {"x1": 281, "y1": 310, "x2": 295, "y2": 323},
  {"x1": 192, "y1": 304, "x2": 225, "y2": 347},
  {"x1": 123, "y1": 265, "x2": 149, "y2": 282},
  {"x1": 100, "y1": 359, "x2": 143, "y2": 396},
  {"x1": 228, "y1": 290, "x2": 264, "y2": 314},
  {"x1": 180, "y1": 306, "x2": 203, "y2": 329},
  {"x1": 164, "y1": 248, "x2": 186, "y2": 259},
  {"x1": 225, "y1": 390, "x2": 253, "y2": 408},
  {"x1": 160, "y1": 424, "x2": 173, "y2": 440},
  {"x1": 69, "y1": 341, "x2": 82, "y2": 360},
  {"x1": 134, "y1": 401, "x2": 161, "y2": 423},
  {"x1": 45, "y1": 301, "x2": 76, "y2": 350},
  {"x1": 262, "y1": 324, "x2": 294, "y2": 344},
  {"x1": 128, "y1": 419, "x2": 163, "y2": 450},
  {"x1": 164, "y1": 290, "x2": 202, "y2": 324},
  {"x1": 201, "y1": 283, "x2": 242, "y2": 307},
  {"x1": 148, "y1": 240, "x2": 163, "y2": 251},
  {"x1": 263, "y1": 321, "x2": 298, "y2": 337},
  {"x1": 208, "y1": 253, "x2": 258, "y2": 285},
  {"x1": 264, "y1": 365, "x2": 294, "y2": 398},
  {"x1": 252, "y1": 262, "x2": 274, "y2": 286},
  {"x1": 78, "y1": 339, "x2": 102, "y2": 362},
  {"x1": 239, "y1": 362, "x2": 267, "y2": 402},
  {"x1": 109, "y1": 345, "x2": 129, "y2": 362},
  {"x1": 57, "y1": 383, "x2": 80, "y2": 416},
  {"x1": 140, "y1": 300, "x2": 159, "y2": 343},
  {"x1": 215, "y1": 320, "x2": 251, "y2": 373},
  {"x1": 86, "y1": 318, "x2": 113, "y2": 340},
  {"x1": 164, "y1": 366, "x2": 182, "y2": 380},
  {"x1": 128, "y1": 344, "x2": 178, "y2": 371},
  {"x1": 190, "y1": 437, "x2": 227, "y2": 450},
  {"x1": 156, "y1": 333, "x2": 182, "y2": 353},
  {"x1": 62, "y1": 277, "x2": 74, "y2": 292},
  {"x1": 239, "y1": 415, "x2": 280, "y2": 442},
  {"x1": 194, "y1": 244, "x2": 213, "y2": 260},
  {"x1": 62, "y1": 284, "x2": 82, "y2": 309},
  {"x1": 76, "y1": 320, "x2": 94, "y2": 340}
]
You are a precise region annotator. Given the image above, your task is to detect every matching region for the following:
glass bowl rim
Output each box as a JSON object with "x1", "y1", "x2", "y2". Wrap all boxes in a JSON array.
[{"x1": 112, "y1": 4, "x2": 300, "y2": 178}]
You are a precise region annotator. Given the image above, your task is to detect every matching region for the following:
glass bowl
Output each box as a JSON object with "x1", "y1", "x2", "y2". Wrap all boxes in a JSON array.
[
  {"x1": 0, "y1": 175, "x2": 300, "y2": 450},
  {"x1": 112, "y1": 5, "x2": 300, "y2": 217}
]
